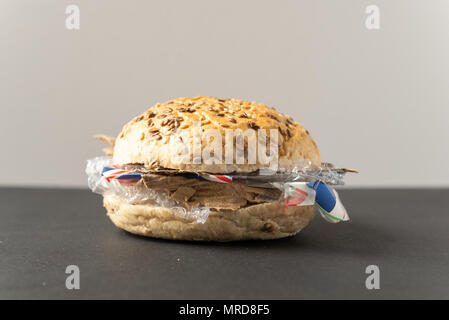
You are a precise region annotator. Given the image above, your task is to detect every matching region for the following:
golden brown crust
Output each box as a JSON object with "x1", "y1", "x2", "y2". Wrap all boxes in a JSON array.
[
  {"x1": 113, "y1": 96, "x2": 321, "y2": 172},
  {"x1": 104, "y1": 194, "x2": 315, "y2": 241}
]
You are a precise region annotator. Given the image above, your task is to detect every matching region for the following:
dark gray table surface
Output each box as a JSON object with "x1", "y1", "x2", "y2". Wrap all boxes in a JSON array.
[{"x1": 0, "y1": 187, "x2": 448, "y2": 299}]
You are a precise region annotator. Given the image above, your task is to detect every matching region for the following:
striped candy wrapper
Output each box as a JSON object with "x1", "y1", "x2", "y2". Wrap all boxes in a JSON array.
[
  {"x1": 101, "y1": 167, "x2": 232, "y2": 185},
  {"x1": 102, "y1": 167, "x2": 143, "y2": 184},
  {"x1": 284, "y1": 181, "x2": 349, "y2": 223},
  {"x1": 198, "y1": 174, "x2": 233, "y2": 184}
]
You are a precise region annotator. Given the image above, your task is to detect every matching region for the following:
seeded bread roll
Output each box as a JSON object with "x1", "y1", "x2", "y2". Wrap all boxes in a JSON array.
[
  {"x1": 103, "y1": 96, "x2": 321, "y2": 241},
  {"x1": 113, "y1": 96, "x2": 321, "y2": 173}
]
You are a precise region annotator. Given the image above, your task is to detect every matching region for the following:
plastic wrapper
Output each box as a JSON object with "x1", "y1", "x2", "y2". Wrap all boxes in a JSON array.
[
  {"x1": 86, "y1": 156, "x2": 210, "y2": 223},
  {"x1": 86, "y1": 156, "x2": 354, "y2": 224}
]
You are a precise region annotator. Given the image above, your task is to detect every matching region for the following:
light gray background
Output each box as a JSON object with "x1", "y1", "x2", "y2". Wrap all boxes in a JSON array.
[{"x1": 1, "y1": 0, "x2": 448, "y2": 188}]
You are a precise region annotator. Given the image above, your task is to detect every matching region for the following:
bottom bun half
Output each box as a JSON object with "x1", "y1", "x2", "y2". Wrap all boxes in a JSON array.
[{"x1": 103, "y1": 194, "x2": 315, "y2": 242}]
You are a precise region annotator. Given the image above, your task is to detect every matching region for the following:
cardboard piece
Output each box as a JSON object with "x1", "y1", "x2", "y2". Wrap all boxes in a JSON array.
[{"x1": 140, "y1": 174, "x2": 282, "y2": 211}]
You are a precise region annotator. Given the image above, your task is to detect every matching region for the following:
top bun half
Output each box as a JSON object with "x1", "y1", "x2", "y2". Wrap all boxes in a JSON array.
[{"x1": 113, "y1": 96, "x2": 320, "y2": 173}]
